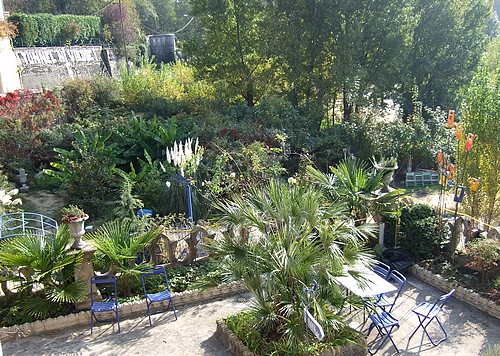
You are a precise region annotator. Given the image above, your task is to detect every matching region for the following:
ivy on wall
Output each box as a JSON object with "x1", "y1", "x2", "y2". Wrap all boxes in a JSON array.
[{"x1": 8, "y1": 13, "x2": 102, "y2": 47}]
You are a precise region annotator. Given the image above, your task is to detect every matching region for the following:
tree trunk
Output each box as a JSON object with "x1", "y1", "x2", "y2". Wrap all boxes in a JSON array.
[{"x1": 342, "y1": 83, "x2": 352, "y2": 121}]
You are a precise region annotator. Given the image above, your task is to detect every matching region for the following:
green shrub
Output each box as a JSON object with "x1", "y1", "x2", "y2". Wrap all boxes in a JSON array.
[
  {"x1": 466, "y1": 238, "x2": 500, "y2": 285},
  {"x1": 61, "y1": 78, "x2": 94, "y2": 118},
  {"x1": 61, "y1": 77, "x2": 122, "y2": 120},
  {"x1": 398, "y1": 204, "x2": 443, "y2": 261},
  {"x1": 89, "y1": 76, "x2": 122, "y2": 108},
  {"x1": 43, "y1": 130, "x2": 120, "y2": 219},
  {"x1": 9, "y1": 13, "x2": 101, "y2": 47},
  {"x1": 382, "y1": 213, "x2": 399, "y2": 249}
]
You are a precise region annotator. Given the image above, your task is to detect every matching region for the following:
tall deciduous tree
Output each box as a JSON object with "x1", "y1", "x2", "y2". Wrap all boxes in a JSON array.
[
  {"x1": 460, "y1": 41, "x2": 500, "y2": 227},
  {"x1": 399, "y1": 0, "x2": 492, "y2": 120},
  {"x1": 184, "y1": 0, "x2": 277, "y2": 106}
]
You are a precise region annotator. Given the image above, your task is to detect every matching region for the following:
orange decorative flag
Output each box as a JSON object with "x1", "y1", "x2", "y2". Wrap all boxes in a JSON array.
[
  {"x1": 470, "y1": 178, "x2": 479, "y2": 191},
  {"x1": 465, "y1": 133, "x2": 475, "y2": 152},
  {"x1": 437, "y1": 150, "x2": 444, "y2": 166},
  {"x1": 456, "y1": 123, "x2": 463, "y2": 141},
  {"x1": 447, "y1": 163, "x2": 455, "y2": 179},
  {"x1": 447, "y1": 110, "x2": 455, "y2": 128}
]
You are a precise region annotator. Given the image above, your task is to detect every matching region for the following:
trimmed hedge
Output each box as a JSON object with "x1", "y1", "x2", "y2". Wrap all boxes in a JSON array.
[{"x1": 8, "y1": 13, "x2": 102, "y2": 47}]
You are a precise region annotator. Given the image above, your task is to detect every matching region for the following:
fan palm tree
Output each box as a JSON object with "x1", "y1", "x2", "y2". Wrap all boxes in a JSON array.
[
  {"x1": 0, "y1": 225, "x2": 85, "y2": 319},
  {"x1": 204, "y1": 179, "x2": 375, "y2": 352},
  {"x1": 306, "y1": 157, "x2": 406, "y2": 226},
  {"x1": 85, "y1": 219, "x2": 162, "y2": 296}
]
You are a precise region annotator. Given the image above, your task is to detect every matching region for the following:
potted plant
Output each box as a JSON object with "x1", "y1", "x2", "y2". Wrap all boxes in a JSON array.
[{"x1": 61, "y1": 205, "x2": 89, "y2": 249}]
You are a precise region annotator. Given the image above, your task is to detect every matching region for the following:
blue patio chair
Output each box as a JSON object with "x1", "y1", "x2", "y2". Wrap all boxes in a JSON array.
[
  {"x1": 366, "y1": 310, "x2": 400, "y2": 355},
  {"x1": 408, "y1": 289, "x2": 456, "y2": 346},
  {"x1": 372, "y1": 261, "x2": 391, "y2": 280},
  {"x1": 376, "y1": 270, "x2": 406, "y2": 313},
  {"x1": 140, "y1": 265, "x2": 178, "y2": 326},
  {"x1": 90, "y1": 274, "x2": 120, "y2": 333}
]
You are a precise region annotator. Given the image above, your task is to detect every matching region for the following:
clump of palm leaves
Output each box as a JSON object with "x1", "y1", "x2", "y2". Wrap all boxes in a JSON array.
[
  {"x1": 85, "y1": 218, "x2": 162, "y2": 296},
  {"x1": 307, "y1": 157, "x2": 406, "y2": 226},
  {"x1": 204, "y1": 178, "x2": 375, "y2": 353},
  {"x1": 0, "y1": 225, "x2": 85, "y2": 322}
]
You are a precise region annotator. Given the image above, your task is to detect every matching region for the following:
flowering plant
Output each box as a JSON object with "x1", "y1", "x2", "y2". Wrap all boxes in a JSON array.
[
  {"x1": 165, "y1": 138, "x2": 204, "y2": 177},
  {"x1": 0, "y1": 189, "x2": 22, "y2": 214},
  {"x1": 0, "y1": 89, "x2": 64, "y2": 174}
]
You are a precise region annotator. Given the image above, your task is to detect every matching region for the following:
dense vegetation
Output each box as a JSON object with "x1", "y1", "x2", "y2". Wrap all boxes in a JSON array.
[{"x1": 0, "y1": 0, "x2": 498, "y2": 352}]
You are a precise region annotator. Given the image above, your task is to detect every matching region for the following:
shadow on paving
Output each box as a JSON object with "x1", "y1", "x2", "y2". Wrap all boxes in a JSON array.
[
  {"x1": 348, "y1": 277, "x2": 500, "y2": 355},
  {"x1": 3, "y1": 277, "x2": 500, "y2": 355}
]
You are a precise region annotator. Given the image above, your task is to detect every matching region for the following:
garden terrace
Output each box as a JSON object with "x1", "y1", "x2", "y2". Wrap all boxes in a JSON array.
[{"x1": 2, "y1": 274, "x2": 500, "y2": 355}]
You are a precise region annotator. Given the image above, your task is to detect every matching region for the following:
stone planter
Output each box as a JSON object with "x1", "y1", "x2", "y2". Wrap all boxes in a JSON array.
[
  {"x1": 68, "y1": 214, "x2": 89, "y2": 249},
  {"x1": 216, "y1": 320, "x2": 367, "y2": 356}
]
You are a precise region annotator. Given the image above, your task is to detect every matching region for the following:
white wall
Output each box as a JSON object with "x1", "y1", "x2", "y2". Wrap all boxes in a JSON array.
[{"x1": 0, "y1": 0, "x2": 22, "y2": 94}]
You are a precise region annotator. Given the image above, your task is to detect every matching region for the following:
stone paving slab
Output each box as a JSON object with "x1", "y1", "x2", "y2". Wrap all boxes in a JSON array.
[
  {"x1": 355, "y1": 277, "x2": 500, "y2": 355},
  {"x1": 2, "y1": 295, "x2": 252, "y2": 356},
  {"x1": 3, "y1": 277, "x2": 500, "y2": 355}
]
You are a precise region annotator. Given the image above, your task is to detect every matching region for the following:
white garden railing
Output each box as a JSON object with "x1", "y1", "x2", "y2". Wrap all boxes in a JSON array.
[{"x1": 0, "y1": 212, "x2": 58, "y2": 240}]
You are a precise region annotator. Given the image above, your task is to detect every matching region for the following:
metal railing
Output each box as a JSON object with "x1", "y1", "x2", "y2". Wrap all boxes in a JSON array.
[{"x1": 0, "y1": 212, "x2": 58, "y2": 240}]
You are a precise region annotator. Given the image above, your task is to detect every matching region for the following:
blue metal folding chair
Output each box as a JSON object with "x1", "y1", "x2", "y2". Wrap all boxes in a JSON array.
[
  {"x1": 366, "y1": 310, "x2": 400, "y2": 355},
  {"x1": 408, "y1": 289, "x2": 456, "y2": 346},
  {"x1": 140, "y1": 265, "x2": 178, "y2": 326},
  {"x1": 90, "y1": 274, "x2": 120, "y2": 333},
  {"x1": 376, "y1": 270, "x2": 406, "y2": 313},
  {"x1": 372, "y1": 261, "x2": 391, "y2": 280}
]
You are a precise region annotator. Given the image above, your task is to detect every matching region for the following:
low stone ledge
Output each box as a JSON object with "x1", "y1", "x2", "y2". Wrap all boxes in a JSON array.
[
  {"x1": 409, "y1": 265, "x2": 500, "y2": 320},
  {"x1": 0, "y1": 280, "x2": 247, "y2": 342},
  {"x1": 216, "y1": 319, "x2": 367, "y2": 356},
  {"x1": 216, "y1": 319, "x2": 254, "y2": 356}
]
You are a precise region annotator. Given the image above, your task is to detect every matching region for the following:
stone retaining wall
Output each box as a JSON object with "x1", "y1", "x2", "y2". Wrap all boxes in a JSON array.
[
  {"x1": 0, "y1": 280, "x2": 247, "y2": 342},
  {"x1": 13, "y1": 46, "x2": 119, "y2": 90},
  {"x1": 410, "y1": 265, "x2": 500, "y2": 320}
]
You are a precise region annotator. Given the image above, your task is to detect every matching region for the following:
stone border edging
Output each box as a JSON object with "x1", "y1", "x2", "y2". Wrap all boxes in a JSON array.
[
  {"x1": 0, "y1": 280, "x2": 247, "y2": 342},
  {"x1": 216, "y1": 319, "x2": 255, "y2": 356},
  {"x1": 216, "y1": 319, "x2": 368, "y2": 356},
  {"x1": 410, "y1": 265, "x2": 500, "y2": 320}
]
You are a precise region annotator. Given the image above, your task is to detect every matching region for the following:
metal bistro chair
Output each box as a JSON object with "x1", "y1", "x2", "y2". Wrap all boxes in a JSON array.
[
  {"x1": 90, "y1": 274, "x2": 120, "y2": 333},
  {"x1": 408, "y1": 289, "x2": 456, "y2": 346},
  {"x1": 376, "y1": 270, "x2": 407, "y2": 313},
  {"x1": 372, "y1": 261, "x2": 391, "y2": 280},
  {"x1": 140, "y1": 265, "x2": 178, "y2": 326},
  {"x1": 366, "y1": 309, "x2": 400, "y2": 355}
]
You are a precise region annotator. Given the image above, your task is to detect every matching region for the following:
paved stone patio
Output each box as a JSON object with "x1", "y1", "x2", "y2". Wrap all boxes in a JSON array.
[{"x1": 2, "y1": 276, "x2": 499, "y2": 355}]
